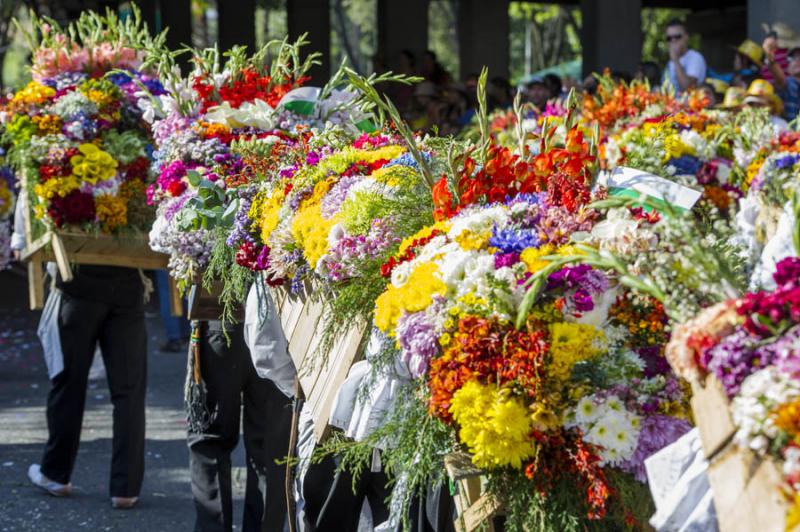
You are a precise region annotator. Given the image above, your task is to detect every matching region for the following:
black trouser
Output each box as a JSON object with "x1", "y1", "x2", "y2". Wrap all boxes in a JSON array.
[
  {"x1": 188, "y1": 321, "x2": 294, "y2": 532},
  {"x1": 303, "y1": 454, "x2": 390, "y2": 531},
  {"x1": 41, "y1": 290, "x2": 147, "y2": 497}
]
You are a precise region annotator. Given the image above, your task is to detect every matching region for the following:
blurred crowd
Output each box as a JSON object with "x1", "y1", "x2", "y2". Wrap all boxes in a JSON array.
[{"x1": 375, "y1": 18, "x2": 800, "y2": 135}]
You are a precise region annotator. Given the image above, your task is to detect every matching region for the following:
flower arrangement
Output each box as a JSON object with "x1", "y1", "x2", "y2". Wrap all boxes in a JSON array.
[
  {"x1": 664, "y1": 256, "x2": 800, "y2": 526},
  {"x1": 0, "y1": 8, "x2": 165, "y2": 239}
]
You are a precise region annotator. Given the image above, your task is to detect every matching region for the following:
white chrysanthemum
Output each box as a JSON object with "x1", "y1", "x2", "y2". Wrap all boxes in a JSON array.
[
  {"x1": 574, "y1": 396, "x2": 601, "y2": 424},
  {"x1": 447, "y1": 205, "x2": 509, "y2": 241}
]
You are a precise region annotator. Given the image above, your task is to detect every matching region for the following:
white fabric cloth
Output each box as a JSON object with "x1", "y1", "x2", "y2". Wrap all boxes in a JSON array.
[
  {"x1": 243, "y1": 282, "x2": 297, "y2": 398},
  {"x1": 328, "y1": 328, "x2": 411, "y2": 444},
  {"x1": 37, "y1": 290, "x2": 64, "y2": 379},
  {"x1": 646, "y1": 428, "x2": 718, "y2": 532},
  {"x1": 750, "y1": 201, "x2": 797, "y2": 291},
  {"x1": 664, "y1": 49, "x2": 707, "y2": 93}
]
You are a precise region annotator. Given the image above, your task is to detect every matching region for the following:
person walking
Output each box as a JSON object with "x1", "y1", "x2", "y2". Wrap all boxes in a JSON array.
[
  {"x1": 663, "y1": 19, "x2": 707, "y2": 94},
  {"x1": 11, "y1": 197, "x2": 148, "y2": 508},
  {"x1": 186, "y1": 319, "x2": 294, "y2": 532}
]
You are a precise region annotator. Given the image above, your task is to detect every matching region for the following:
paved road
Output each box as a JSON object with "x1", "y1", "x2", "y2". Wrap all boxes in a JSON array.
[{"x1": 0, "y1": 267, "x2": 248, "y2": 531}]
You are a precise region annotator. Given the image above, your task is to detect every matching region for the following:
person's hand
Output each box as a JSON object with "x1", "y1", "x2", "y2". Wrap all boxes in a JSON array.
[
  {"x1": 668, "y1": 42, "x2": 682, "y2": 62},
  {"x1": 12, "y1": 249, "x2": 20, "y2": 262},
  {"x1": 763, "y1": 35, "x2": 778, "y2": 60}
]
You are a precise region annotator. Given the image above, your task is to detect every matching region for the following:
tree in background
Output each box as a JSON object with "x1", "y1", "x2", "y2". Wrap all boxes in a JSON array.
[{"x1": 509, "y1": 2, "x2": 581, "y2": 82}]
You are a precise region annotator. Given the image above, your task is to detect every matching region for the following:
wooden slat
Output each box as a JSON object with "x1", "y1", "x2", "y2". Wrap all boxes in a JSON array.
[
  {"x1": 50, "y1": 233, "x2": 73, "y2": 282},
  {"x1": 168, "y1": 275, "x2": 183, "y2": 317},
  {"x1": 27, "y1": 260, "x2": 44, "y2": 310},
  {"x1": 454, "y1": 493, "x2": 500, "y2": 532},
  {"x1": 691, "y1": 376, "x2": 736, "y2": 460}
]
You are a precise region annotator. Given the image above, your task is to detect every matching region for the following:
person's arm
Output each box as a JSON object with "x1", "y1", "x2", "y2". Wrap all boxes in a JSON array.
[
  {"x1": 763, "y1": 36, "x2": 787, "y2": 91},
  {"x1": 10, "y1": 191, "x2": 26, "y2": 260},
  {"x1": 671, "y1": 57, "x2": 697, "y2": 91}
]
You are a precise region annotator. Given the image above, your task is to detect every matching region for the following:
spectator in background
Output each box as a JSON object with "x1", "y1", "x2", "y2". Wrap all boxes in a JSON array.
[
  {"x1": 421, "y1": 50, "x2": 451, "y2": 87},
  {"x1": 663, "y1": 19, "x2": 707, "y2": 93},
  {"x1": 488, "y1": 76, "x2": 513, "y2": 109},
  {"x1": 764, "y1": 36, "x2": 800, "y2": 122},
  {"x1": 760, "y1": 23, "x2": 800, "y2": 83},
  {"x1": 635, "y1": 61, "x2": 662, "y2": 89},
  {"x1": 702, "y1": 78, "x2": 730, "y2": 106},
  {"x1": 526, "y1": 77, "x2": 550, "y2": 112},
  {"x1": 710, "y1": 39, "x2": 762, "y2": 86},
  {"x1": 543, "y1": 73, "x2": 563, "y2": 100},
  {"x1": 743, "y1": 79, "x2": 788, "y2": 130}
]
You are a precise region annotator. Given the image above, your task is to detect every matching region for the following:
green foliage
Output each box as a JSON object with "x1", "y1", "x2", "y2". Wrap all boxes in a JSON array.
[{"x1": 314, "y1": 379, "x2": 453, "y2": 530}]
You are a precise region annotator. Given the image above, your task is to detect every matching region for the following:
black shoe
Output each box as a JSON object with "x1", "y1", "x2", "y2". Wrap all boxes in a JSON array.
[{"x1": 160, "y1": 339, "x2": 184, "y2": 353}]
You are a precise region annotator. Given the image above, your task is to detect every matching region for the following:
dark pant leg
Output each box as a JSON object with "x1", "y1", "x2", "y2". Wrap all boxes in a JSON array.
[
  {"x1": 188, "y1": 323, "x2": 245, "y2": 532},
  {"x1": 365, "y1": 469, "x2": 391, "y2": 526},
  {"x1": 40, "y1": 294, "x2": 106, "y2": 484},
  {"x1": 314, "y1": 461, "x2": 368, "y2": 532},
  {"x1": 98, "y1": 300, "x2": 147, "y2": 498},
  {"x1": 241, "y1": 358, "x2": 294, "y2": 532}
]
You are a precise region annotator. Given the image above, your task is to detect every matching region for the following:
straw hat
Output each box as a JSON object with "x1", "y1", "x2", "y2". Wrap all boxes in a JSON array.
[
  {"x1": 733, "y1": 39, "x2": 764, "y2": 67},
  {"x1": 763, "y1": 22, "x2": 800, "y2": 49},
  {"x1": 705, "y1": 77, "x2": 729, "y2": 95},
  {"x1": 718, "y1": 87, "x2": 746, "y2": 108},
  {"x1": 743, "y1": 79, "x2": 783, "y2": 114}
]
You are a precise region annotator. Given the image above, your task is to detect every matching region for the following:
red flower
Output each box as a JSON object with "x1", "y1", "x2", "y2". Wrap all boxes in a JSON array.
[
  {"x1": 47, "y1": 190, "x2": 95, "y2": 228},
  {"x1": 432, "y1": 176, "x2": 455, "y2": 221}
]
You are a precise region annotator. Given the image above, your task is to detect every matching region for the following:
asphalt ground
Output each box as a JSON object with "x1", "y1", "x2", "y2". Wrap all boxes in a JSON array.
[{"x1": 0, "y1": 267, "x2": 248, "y2": 531}]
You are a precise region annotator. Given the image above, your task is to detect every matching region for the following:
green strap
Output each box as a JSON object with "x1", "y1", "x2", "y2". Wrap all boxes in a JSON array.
[
  {"x1": 282, "y1": 100, "x2": 317, "y2": 116},
  {"x1": 608, "y1": 186, "x2": 688, "y2": 213}
]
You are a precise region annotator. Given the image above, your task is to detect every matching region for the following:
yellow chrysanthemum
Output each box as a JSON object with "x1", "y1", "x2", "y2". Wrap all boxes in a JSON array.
[
  {"x1": 547, "y1": 322, "x2": 605, "y2": 381},
  {"x1": 449, "y1": 380, "x2": 535, "y2": 470},
  {"x1": 455, "y1": 229, "x2": 491, "y2": 251},
  {"x1": 374, "y1": 262, "x2": 446, "y2": 332},
  {"x1": 34, "y1": 175, "x2": 81, "y2": 200},
  {"x1": 787, "y1": 493, "x2": 800, "y2": 531},
  {"x1": 10, "y1": 81, "x2": 55, "y2": 107},
  {"x1": 95, "y1": 194, "x2": 128, "y2": 233},
  {"x1": 0, "y1": 181, "x2": 12, "y2": 218},
  {"x1": 290, "y1": 203, "x2": 337, "y2": 269},
  {"x1": 520, "y1": 244, "x2": 555, "y2": 273},
  {"x1": 357, "y1": 145, "x2": 405, "y2": 163},
  {"x1": 251, "y1": 188, "x2": 286, "y2": 243},
  {"x1": 32, "y1": 115, "x2": 62, "y2": 135},
  {"x1": 70, "y1": 143, "x2": 118, "y2": 184},
  {"x1": 663, "y1": 135, "x2": 694, "y2": 161},
  {"x1": 84, "y1": 89, "x2": 115, "y2": 107}
]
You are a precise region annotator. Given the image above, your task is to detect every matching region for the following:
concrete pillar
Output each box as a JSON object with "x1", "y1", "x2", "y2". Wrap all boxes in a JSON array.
[
  {"x1": 160, "y1": 0, "x2": 191, "y2": 51},
  {"x1": 377, "y1": 0, "x2": 429, "y2": 73},
  {"x1": 287, "y1": 0, "x2": 331, "y2": 83},
  {"x1": 580, "y1": 0, "x2": 642, "y2": 77},
  {"x1": 458, "y1": 0, "x2": 510, "y2": 80},
  {"x1": 748, "y1": 0, "x2": 800, "y2": 42},
  {"x1": 218, "y1": 0, "x2": 256, "y2": 53},
  {"x1": 687, "y1": 7, "x2": 746, "y2": 74}
]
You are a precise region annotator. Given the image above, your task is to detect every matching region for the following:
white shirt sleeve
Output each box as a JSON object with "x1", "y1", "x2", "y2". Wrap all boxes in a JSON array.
[
  {"x1": 682, "y1": 50, "x2": 707, "y2": 85},
  {"x1": 11, "y1": 191, "x2": 26, "y2": 251},
  {"x1": 243, "y1": 282, "x2": 298, "y2": 398}
]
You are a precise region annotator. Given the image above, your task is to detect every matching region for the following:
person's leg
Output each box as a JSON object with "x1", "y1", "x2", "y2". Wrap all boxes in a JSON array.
[
  {"x1": 241, "y1": 347, "x2": 294, "y2": 532},
  {"x1": 313, "y1": 458, "x2": 368, "y2": 532},
  {"x1": 365, "y1": 469, "x2": 391, "y2": 527},
  {"x1": 155, "y1": 269, "x2": 185, "y2": 348},
  {"x1": 98, "y1": 300, "x2": 148, "y2": 498},
  {"x1": 188, "y1": 321, "x2": 244, "y2": 532},
  {"x1": 40, "y1": 293, "x2": 105, "y2": 484}
]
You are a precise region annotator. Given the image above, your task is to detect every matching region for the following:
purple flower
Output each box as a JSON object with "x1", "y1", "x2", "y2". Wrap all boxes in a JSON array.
[
  {"x1": 620, "y1": 415, "x2": 692, "y2": 482},
  {"x1": 494, "y1": 252, "x2": 520, "y2": 269},
  {"x1": 396, "y1": 309, "x2": 440, "y2": 378},
  {"x1": 320, "y1": 176, "x2": 359, "y2": 219},
  {"x1": 704, "y1": 328, "x2": 768, "y2": 397}
]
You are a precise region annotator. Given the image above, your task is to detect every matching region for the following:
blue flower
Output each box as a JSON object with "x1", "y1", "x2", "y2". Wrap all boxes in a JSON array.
[
  {"x1": 666, "y1": 155, "x2": 702, "y2": 176},
  {"x1": 385, "y1": 152, "x2": 431, "y2": 169},
  {"x1": 488, "y1": 227, "x2": 540, "y2": 253},
  {"x1": 774, "y1": 154, "x2": 799, "y2": 170}
]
